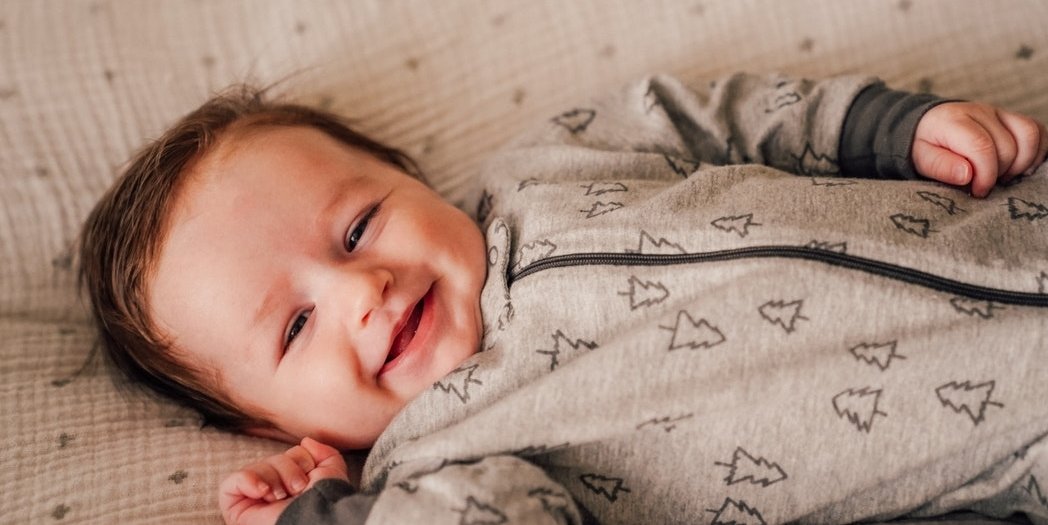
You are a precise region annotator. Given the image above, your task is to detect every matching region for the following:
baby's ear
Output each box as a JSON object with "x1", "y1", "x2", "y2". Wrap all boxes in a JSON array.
[{"x1": 244, "y1": 425, "x2": 299, "y2": 444}]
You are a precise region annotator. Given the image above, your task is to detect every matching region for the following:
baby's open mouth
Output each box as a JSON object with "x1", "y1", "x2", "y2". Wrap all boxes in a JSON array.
[{"x1": 387, "y1": 299, "x2": 424, "y2": 364}]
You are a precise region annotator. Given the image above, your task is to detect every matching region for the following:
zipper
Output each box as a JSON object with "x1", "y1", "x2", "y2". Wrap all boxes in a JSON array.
[{"x1": 508, "y1": 245, "x2": 1048, "y2": 307}]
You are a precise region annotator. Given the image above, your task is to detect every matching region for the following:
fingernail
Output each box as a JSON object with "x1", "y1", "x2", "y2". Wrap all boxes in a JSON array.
[
  {"x1": 257, "y1": 482, "x2": 269, "y2": 493},
  {"x1": 291, "y1": 479, "x2": 305, "y2": 492},
  {"x1": 274, "y1": 488, "x2": 287, "y2": 500},
  {"x1": 953, "y1": 165, "x2": 969, "y2": 184}
]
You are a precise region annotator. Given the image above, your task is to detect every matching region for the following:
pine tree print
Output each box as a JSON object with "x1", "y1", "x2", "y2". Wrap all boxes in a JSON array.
[
  {"x1": 1023, "y1": 476, "x2": 1048, "y2": 510},
  {"x1": 536, "y1": 330, "x2": 598, "y2": 371},
  {"x1": 663, "y1": 154, "x2": 701, "y2": 177},
  {"x1": 580, "y1": 201, "x2": 623, "y2": 218},
  {"x1": 758, "y1": 300, "x2": 807, "y2": 334},
  {"x1": 517, "y1": 178, "x2": 541, "y2": 191},
  {"x1": 659, "y1": 310, "x2": 726, "y2": 351},
  {"x1": 793, "y1": 143, "x2": 838, "y2": 176},
  {"x1": 581, "y1": 181, "x2": 628, "y2": 196},
  {"x1": 1008, "y1": 197, "x2": 1048, "y2": 221},
  {"x1": 510, "y1": 442, "x2": 572, "y2": 456},
  {"x1": 618, "y1": 275, "x2": 670, "y2": 310},
  {"x1": 714, "y1": 447, "x2": 788, "y2": 487},
  {"x1": 891, "y1": 213, "x2": 934, "y2": 238},
  {"x1": 949, "y1": 297, "x2": 1002, "y2": 319},
  {"x1": 628, "y1": 230, "x2": 685, "y2": 254},
  {"x1": 804, "y1": 240, "x2": 847, "y2": 253},
  {"x1": 917, "y1": 191, "x2": 965, "y2": 215},
  {"x1": 635, "y1": 413, "x2": 695, "y2": 433},
  {"x1": 528, "y1": 488, "x2": 575, "y2": 522},
  {"x1": 433, "y1": 364, "x2": 483, "y2": 403},
  {"x1": 515, "y1": 239, "x2": 557, "y2": 271},
  {"x1": 579, "y1": 473, "x2": 631, "y2": 502},
  {"x1": 832, "y1": 387, "x2": 887, "y2": 433},
  {"x1": 765, "y1": 91, "x2": 801, "y2": 113},
  {"x1": 935, "y1": 380, "x2": 1004, "y2": 425},
  {"x1": 810, "y1": 177, "x2": 856, "y2": 187},
  {"x1": 454, "y1": 496, "x2": 507, "y2": 525},
  {"x1": 552, "y1": 108, "x2": 596, "y2": 134},
  {"x1": 712, "y1": 214, "x2": 761, "y2": 238},
  {"x1": 849, "y1": 341, "x2": 905, "y2": 371},
  {"x1": 706, "y1": 498, "x2": 767, "y2": 525}
]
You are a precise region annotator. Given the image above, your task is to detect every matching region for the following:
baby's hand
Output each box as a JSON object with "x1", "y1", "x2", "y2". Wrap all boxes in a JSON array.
[
  {"x1": 912, "y1": 101, "x2": 1047, "y2": 197},
  {"x1": 219, "y1": 437, "x2": 348, "y2": 525}
]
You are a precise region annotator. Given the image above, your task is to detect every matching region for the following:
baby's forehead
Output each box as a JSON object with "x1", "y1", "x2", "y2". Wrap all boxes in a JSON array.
[{"x1": 182, "y1": 124, "x2": 335, "y2": 187}]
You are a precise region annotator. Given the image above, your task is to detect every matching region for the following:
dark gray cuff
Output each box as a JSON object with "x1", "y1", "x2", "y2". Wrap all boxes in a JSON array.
[
  {"x1": 839, "y1": 83, "x2": 950, "y2": 179},
  {"x1": 276, "y1": 478, "x2": 374, "y2": 525}
]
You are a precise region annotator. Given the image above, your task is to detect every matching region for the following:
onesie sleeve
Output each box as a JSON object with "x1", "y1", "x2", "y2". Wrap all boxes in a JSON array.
[
  {"x1": 838, "y1": 82, "x2": 949, "y2": 179},
  {"x1": 502, "y1": 72, "x2": 942, "y2": 180},
  {"x1": 276, "y1": 478, "x2": 375, "y2": 525},
  {"x1": 277, "y1": 455, "x2": 585, "y2": 525}
]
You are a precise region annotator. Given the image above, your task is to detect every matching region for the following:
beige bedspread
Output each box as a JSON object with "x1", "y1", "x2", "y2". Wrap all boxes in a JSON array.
[{"x1": 2, "y1": 1, "x2": 1046, "y2": 523}]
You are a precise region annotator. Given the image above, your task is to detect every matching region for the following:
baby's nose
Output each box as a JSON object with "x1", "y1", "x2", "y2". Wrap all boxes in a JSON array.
[{"x1": 329, "y1": 266, "x2": 393, "y2": 327}]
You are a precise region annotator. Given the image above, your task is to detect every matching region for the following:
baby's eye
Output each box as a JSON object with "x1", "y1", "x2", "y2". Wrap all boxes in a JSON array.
[
  {"x1": 285, "y1": 309, "x2": 312, "y2": 348},
  {"x1": 346, "y1": 204, "x2": 380, "y2": 253}
]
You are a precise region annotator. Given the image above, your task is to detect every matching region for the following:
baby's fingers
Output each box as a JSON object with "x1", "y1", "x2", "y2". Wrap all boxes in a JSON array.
[
  {"x1": 264, "y1": 449, "x2": 314, "y2": 498},
  {"x1": 924, "y1": 115, "x2": 1001, "y2": 197},
  {"x1": 997, "y1": 110, "x2": 1048, "y2": 178},
  {"x1": 299, "y1": 437, "x2": 349, "y2": 485},
  {"x1": 219, "y1": 469, "x2": 272, "y2": 503},
  {"x1": 219, "y1": 469, "x2": 275, "y2": 523},
  {"x1": 912, "y1": 140, "x2": 973, "y2": 187}
]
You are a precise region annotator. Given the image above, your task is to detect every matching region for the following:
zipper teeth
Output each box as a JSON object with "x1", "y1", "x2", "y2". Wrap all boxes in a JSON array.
[{"x1": 508, "y1": 246, "x2": 1048, "y2": 307}]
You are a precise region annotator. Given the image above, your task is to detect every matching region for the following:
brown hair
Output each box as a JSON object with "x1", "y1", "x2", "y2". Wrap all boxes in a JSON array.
[{"x1": 78, "y1": 85, "x2": 421, "y2": 432}]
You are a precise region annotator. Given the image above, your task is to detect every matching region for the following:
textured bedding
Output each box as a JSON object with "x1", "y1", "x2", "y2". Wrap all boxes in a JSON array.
[{"x1": 2, "y1": 1, "x2": 1047, "y2": 523}]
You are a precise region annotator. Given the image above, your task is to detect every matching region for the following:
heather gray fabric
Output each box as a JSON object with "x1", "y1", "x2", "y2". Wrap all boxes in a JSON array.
[{"x1": 279, "y1": 73, "x2": 1048, "y2": 525}]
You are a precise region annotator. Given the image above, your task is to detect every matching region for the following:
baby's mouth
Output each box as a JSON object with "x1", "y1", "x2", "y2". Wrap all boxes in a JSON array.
[{"x1": 386, "y1": 298, "x2": 424, "y2": 365}]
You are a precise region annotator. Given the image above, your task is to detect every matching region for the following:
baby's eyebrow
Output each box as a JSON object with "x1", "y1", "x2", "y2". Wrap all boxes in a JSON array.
[{"x1": 252, "y1": 282, "x2": 282, "y2": 335}]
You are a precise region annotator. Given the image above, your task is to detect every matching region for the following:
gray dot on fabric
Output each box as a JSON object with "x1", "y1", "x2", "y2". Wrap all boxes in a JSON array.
[
  {"x1": 405, "y1": 57, "x2": 420, "y2": 71},
  {"x1": 1017, "y1": 45, "x2": 1034, "y2": 60},
  {"x1": 917, "y1": 77, "x2": 933, "y2": 93},
  {"x1": 799, "y1": 38, "x2": 814, "y2": 52},
  {"x1": 897, "y1": 0, "x2": 912, "y2": 12},
  {"x1": 52, "y1": 251, "x2": 72, "y2": 270},
  {"x1": 201, "y1": 55, "x2": 215, "y2": 68},
  {"x1": 103, "y1": 69, "x2": 115, "y2": 83},
  {"x1": 599, "y1": 44, "x2": 615, "y2": 59},
  {"x1": 690, "y1": 2, "x2": 704, "y2": 16},
  {"x1": 491, "y1": 13, "x2": 506, "y2": 26},
  {"x1": 512, "y1": 88, "x2": 526, "y2": 106},
  {"x1": 421, "y1": 135, "x2": 436, "y2": 156},
  {"x1": 35, "y1": 166, "x2": 49, "y2": 177},
  {"x1": 294, "y1": 21, "x2": 307, "y2": 35},
  {"x1": 52, "y1": 504, "x2": 70, "y2": 520},
  {"x1": 0, "y1": 87, "x2": 15, "y2": 100},
  {"x1": 58, "y1": 432, "x2": 75, "y2": 448},
  {"x1": 168, "y1": 470, "x2": 188, "y2": 484},
  {"x1": 317, "y1": 94, "x2": 335, "y2": 111}
]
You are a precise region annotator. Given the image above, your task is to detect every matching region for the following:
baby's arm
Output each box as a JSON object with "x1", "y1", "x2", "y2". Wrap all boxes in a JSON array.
[
  {"x1": 219, "y1": 438, "x2": 349, "y2": 525},
  {"x1": 912, "y1": 102, "x2": 1048, "y2": 197}
]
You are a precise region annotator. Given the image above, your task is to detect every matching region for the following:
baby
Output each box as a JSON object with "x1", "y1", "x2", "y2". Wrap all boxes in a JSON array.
[{"x1": 80, "y1": 74, "x2": 1048, "y2": 525}]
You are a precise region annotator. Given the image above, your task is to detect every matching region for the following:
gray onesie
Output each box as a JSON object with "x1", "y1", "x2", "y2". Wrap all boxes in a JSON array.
[{"x1": 278, "y1": 73, "x2": 1048, "y2": 525}]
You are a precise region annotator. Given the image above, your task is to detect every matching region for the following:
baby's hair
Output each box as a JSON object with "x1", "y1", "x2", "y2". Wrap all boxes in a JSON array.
[{"x1": 78, "y1": 84, "x2": 421, "y2": 432}]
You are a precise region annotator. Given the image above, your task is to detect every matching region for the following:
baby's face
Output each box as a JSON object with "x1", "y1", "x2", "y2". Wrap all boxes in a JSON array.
[{"x1": 149, "y1": 126, "x2": 486, "y2": 449}]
